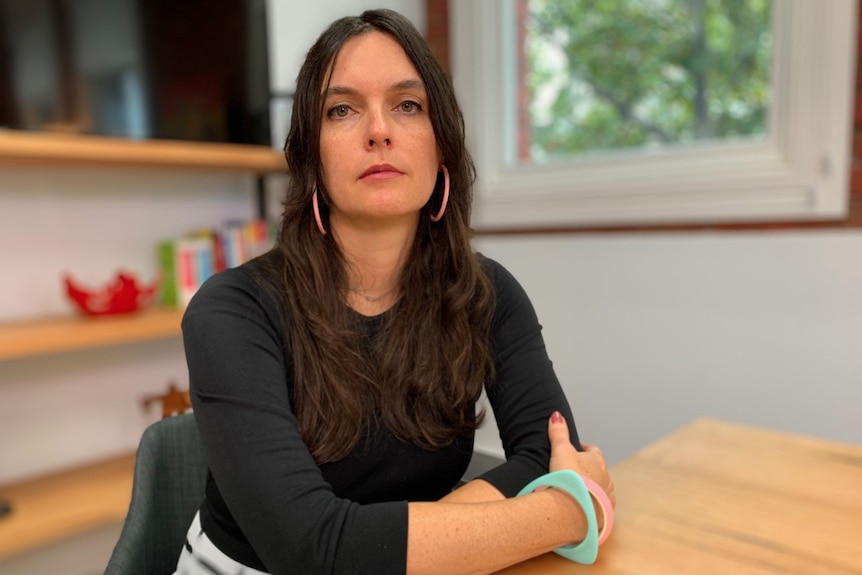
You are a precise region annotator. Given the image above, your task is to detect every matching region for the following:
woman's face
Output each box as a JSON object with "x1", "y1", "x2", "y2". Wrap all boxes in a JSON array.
[{"x1": 319, "y1": 31, "x2": 440, "y2": 231}]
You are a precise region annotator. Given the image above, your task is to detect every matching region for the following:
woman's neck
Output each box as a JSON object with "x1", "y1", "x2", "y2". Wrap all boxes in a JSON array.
[{"x1": 332, "y1": 219, "x2": 415, "y2": 315}]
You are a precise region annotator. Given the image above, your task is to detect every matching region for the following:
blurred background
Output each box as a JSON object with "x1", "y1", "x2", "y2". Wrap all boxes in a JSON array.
[{"x1": 1, "y1": 1, "x2": 860, "y2": 573}]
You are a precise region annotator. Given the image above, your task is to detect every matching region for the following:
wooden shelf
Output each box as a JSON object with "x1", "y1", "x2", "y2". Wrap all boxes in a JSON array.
[
  {"x1": 0, "y1": 307, "x2": 185, "y2": 361},
  {"x1": 0, "y1": 452, "x2": 135, "y2": 559},
  {"x1": 0, "y1": 130, "x2": 286, "y2": 174}
]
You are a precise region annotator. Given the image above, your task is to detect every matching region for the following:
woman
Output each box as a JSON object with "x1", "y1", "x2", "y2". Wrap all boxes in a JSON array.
[{"x1": 175, "y1": 8, "x2": 615, "y2": 575}]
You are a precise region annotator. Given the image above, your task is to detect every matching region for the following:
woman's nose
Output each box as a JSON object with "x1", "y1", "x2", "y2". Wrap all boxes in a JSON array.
[{"x1": 365, "y1": 109, "x2": 392, "y2": 149}]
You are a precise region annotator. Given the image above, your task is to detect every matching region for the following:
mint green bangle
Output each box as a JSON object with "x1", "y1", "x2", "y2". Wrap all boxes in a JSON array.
[{"x1": 517, "y1": 470, "x2": 599, "y2": 565}]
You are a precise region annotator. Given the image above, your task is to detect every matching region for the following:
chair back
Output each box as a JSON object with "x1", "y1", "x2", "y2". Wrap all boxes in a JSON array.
[{"x1": 104, "y1": 412, "x2": 207, "y2": 575}]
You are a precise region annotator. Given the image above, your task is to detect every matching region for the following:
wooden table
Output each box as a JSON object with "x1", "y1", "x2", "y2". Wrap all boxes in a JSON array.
[{"x1": 497, "y1": 418, "x2": 862, "y2": 574}]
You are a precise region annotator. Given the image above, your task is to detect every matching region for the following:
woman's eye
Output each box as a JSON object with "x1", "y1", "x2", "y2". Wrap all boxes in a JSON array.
[
  {"x1": 328, "y1": 104, "x2": 351, "y2": 118},
  {"x1": 399, "y1": 101, "x2": 421, "y2": 113}
]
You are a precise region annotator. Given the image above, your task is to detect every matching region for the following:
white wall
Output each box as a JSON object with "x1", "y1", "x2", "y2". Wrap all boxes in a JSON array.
[{"x1": 473, "y1": 231, "x2": 862, "y2": 464}]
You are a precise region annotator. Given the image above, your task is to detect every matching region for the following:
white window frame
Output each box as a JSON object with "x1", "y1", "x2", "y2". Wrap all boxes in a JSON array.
[{"x1": 451, "y1": 0, "x2": 858, "y2": 230}]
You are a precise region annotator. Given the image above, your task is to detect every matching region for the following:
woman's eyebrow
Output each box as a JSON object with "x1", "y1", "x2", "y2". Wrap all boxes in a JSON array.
[
  {"x1": 323, "y1": 78, "x2": 426, "y2": 99},
  {"x1": 390, "y1": 79, "x2": 426, "y2": 93},
  {"x1": 323, "y1": 85, "x2": 358, "y2": 98}
]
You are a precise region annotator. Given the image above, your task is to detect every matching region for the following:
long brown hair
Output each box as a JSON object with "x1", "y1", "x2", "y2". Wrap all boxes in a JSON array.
[{"x1": 266, "y1": 9, "x2": 495, "y2": 463}]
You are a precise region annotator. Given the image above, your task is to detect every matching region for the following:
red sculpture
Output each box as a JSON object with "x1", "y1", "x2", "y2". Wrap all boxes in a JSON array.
[{"x1": 63, "y1": 271, "x2": 161, "y2": 316}]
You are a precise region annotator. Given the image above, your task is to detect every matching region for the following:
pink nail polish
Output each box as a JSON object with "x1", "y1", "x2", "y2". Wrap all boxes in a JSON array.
[{"x1": 550, "y1": 411, "x2": 564, "y2": 423}]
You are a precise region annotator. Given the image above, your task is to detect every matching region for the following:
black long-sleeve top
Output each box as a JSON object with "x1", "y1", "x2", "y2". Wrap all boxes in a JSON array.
[{"x1": 181, "y1": 251, "x2": 581, "y2": 575}]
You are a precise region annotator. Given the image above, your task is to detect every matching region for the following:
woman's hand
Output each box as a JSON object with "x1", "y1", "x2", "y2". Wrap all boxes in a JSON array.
[{"x1": 547, "y1": 412, "x2": 616, "y2": 508}]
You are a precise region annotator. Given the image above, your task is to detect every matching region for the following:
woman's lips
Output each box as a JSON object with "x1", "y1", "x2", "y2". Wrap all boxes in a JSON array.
[{"x1": 360, "y1": 164, "x2": 402, "y2": 180}]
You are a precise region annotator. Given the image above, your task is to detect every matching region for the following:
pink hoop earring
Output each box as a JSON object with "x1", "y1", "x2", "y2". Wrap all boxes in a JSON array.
[
  {"x1": 430, "y1": 165, "x2": 449, "y2": 222},
  {"x1": 312, "y1": 188, "x2": 327, "y2": 235}
]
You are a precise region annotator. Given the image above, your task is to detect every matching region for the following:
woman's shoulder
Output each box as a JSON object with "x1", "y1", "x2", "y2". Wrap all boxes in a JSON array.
[
  {"x1": 476, "y1": 253, "x2": 524, "y2": 295},
  {"x1": 475, "y1": 252, "x2": 539, "y2": 331},
  {"x1": 186, "y1": 249, "x2": 284, "y2": 318}
]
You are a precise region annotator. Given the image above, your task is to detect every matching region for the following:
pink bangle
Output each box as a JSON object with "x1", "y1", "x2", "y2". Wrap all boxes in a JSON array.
[{"x1": 579, "y1": 476, "x2": 614, "y2": 545}]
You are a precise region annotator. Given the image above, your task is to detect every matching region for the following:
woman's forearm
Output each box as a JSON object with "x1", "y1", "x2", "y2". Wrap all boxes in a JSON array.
[
  {"x1": 407, "y1": 488, "x2": 585, "y2": 575},
  {"x1": 439, "y1": 479, "x2": 505, "y2": 503}
]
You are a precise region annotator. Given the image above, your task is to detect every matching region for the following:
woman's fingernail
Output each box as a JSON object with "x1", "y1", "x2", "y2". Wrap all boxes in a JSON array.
[{"x1": 550, "y1": 411, "x2": 564, "y2": 423}]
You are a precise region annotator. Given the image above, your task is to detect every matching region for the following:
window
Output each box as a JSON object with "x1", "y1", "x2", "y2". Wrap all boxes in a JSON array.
[{"x1": 451, "y1": 0, "x2": 857, "y2": 230}]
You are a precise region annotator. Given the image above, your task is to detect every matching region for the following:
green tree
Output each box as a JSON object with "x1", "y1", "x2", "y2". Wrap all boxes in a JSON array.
[{"x1": 525, "y1": 0, "x2": 771, "y2": 162}]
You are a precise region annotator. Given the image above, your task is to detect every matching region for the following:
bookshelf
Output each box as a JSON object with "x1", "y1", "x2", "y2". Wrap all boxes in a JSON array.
[
  {"x1": 0, "y1": 130, "x2": 274, "y2": 560},
  {"x1": 0, "y1": 307, "x2": 185, "y2": 361},
  {"x1": 0, "y1": 452, "x2": 136, "y2": 559},
  {"x1": 0, "y1": 130, "x2": 283, "y2": 361},
  {"x1": 0, "y1": 130, "x2": 286, "y2": 174}
]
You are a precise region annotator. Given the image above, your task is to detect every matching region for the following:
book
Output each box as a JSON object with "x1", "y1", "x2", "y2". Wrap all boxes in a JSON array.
[{"x1": 157, "y1": 219, "x2": 275, "y2": 308}]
